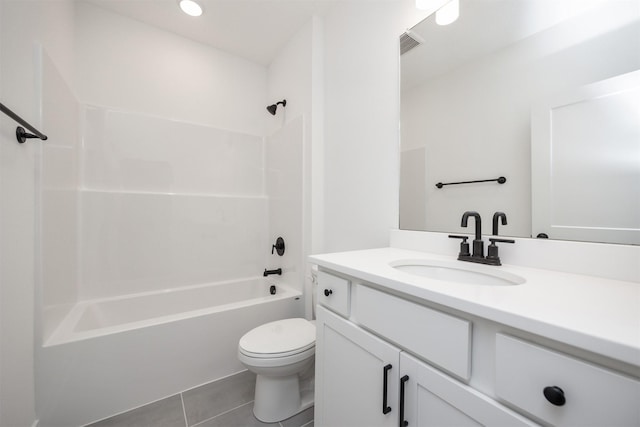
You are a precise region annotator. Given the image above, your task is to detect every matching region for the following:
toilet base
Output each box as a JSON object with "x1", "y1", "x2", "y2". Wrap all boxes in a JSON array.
[{"x1": 252, "y1": 369, "x2": 314, "y2": 422}]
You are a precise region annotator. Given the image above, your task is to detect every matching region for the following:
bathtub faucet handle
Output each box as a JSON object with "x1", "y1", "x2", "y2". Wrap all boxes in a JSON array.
[
  {"x1": 263, "y1": 268, "x2": 282, "y2": 277},
  {"x1": 271, "y1": 237, "x2": 285, "y2": 256}
]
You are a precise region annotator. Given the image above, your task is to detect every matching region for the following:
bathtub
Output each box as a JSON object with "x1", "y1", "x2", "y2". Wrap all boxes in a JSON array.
[{"x1": 37, "y1": 278, "x2": 303, "y2": 427}]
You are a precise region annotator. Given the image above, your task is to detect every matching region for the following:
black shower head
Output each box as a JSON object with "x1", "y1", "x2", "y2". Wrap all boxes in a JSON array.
[{"x1": 267, "y1": 99, "x2": 286, "y2": 115}]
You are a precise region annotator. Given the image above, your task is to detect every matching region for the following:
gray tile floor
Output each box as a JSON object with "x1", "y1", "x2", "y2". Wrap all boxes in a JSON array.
[{"x1": 86, "y1": 371, "x2": 313, "y2": 427}]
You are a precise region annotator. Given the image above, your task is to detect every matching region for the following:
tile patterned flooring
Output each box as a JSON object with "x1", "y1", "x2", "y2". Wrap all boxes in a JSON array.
[{"x1": 86, "y1": 371, "x2": 314, "y2": 427}]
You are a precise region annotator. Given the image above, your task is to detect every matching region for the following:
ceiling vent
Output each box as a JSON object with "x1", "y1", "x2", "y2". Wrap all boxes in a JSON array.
[{"x1": 400, "y1": 30, "x2": 423, "y2": 55}]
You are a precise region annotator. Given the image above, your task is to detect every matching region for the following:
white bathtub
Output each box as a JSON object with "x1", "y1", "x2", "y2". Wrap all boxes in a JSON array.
[{"x1": 38, "y1": 278, "x2": 303, "y2": 427}]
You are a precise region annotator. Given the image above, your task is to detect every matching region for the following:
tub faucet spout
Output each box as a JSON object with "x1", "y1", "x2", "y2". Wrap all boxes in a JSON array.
[{"x1": 263, "y1": 268, "x2": 282, "y2": 277}]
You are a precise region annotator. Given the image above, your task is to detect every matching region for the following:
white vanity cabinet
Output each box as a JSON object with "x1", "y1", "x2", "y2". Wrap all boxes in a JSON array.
[
  {"x1": 495, "y1": 334, "x2": 640, "y2": 426},
  {"x1": 315, "y1": 305, "x2": 399, "y2": 426},
  {"x1": 314, "y1": 267, "x2": 640, "y2": 427},
  {"x1": 400, "y1": 352, "x2": 536, "y2": 427},
  {"x1": 315, "y1": 271, "x2": 539, "y2": 427},
  {"x1": 316, "y1": 305, "x2": 537, "y2": 427}
]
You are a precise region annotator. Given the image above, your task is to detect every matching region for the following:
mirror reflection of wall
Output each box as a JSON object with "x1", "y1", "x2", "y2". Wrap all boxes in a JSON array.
[{"x1": 400, "y1": 0, "x2": 640, "y2": 244}]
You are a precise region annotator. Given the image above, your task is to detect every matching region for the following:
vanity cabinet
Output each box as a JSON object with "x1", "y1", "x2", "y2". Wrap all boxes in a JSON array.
[
  {"x1": 314, "y1": 268, "x2": 640, "y2": 427},
  {"x1": 316, "y1": 306, "x2": 536, "y2": 427},
  {"x1": 401, "y1": 352, "x2": 536, "y2": 427},
  {"x1": 495, "y1": 334, "x2": 640, "y2": 426},
  {"x1": 315, "y1": 305, "x2": 399, "y2": 426},
  {"x1": 315, "y1": 271, "x2": 538, "y2": 427}
]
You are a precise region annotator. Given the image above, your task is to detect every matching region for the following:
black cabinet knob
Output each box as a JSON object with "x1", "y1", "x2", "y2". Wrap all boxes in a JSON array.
[
  {"x1": 324, "y1": 289, "x2": 333, "y2": 297},
  {"x1": 543, "y1": 386, "x2": 566, "y2": 406}
]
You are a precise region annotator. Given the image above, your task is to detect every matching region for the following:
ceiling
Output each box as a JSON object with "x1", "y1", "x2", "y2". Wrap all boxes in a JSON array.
[{"x1": 83, "y1": 0, "x2": 338, "y2": 66}]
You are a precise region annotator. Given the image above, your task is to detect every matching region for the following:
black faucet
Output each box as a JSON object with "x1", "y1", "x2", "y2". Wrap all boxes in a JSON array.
[
  {"x1": 263, "y1": 268, "x2": 282, "y2": 277},
  {"x1": 451, "y1": 211, "x2": 514, "y2": 266},
  {"x1": 492, "y1": 212, "x2": 507, "y2": 235},
  {"x1": 461, "y1": 211, "x2": 483, "y2": 258}
]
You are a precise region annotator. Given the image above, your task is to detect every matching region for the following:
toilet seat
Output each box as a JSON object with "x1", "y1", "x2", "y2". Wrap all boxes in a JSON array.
[
  {"x1": 239, "y1": 343, "x2": 315, "y2": 359},
  {"x1": 238, "y1": 318, "x2": 315, "y2": 359}
]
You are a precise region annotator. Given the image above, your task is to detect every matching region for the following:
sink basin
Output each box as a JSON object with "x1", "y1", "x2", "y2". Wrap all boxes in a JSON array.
[{"x1": 390, "y1": 259, "x2": 525, "y2": 286}]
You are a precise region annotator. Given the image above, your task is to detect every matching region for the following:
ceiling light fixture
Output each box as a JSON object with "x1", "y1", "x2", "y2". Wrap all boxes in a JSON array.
[
  {"x1": 435, "y1": 0, "x2": 459, "y2": 25},
  {"x1": 179, "y1": 0, "x2": 203, "y2": 17}
]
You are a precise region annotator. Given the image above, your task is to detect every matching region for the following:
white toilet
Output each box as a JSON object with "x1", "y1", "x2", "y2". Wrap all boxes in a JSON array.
[{"x1": 238, "y1": 317, "x2": 316, "y2": 422}]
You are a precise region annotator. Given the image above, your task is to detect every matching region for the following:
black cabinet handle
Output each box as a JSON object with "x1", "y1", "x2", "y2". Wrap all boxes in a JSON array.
[
  {"x1": 543, "y1": 386, "x2": 566, "y2": 406},
  {"x1": 399, "y1": 375, "x2": 409, "y2": 426},
  {"x1": 383, "y1": 364, "x2": 392, "y2": 414},
  {"x1": 324, "y1": 289, "x2": 333, "y2": 297}
]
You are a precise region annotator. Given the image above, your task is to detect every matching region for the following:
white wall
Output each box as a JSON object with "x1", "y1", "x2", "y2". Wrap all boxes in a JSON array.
[
  {"x1": 0, "y1": 1, "x2": 75, "y2": 425},
  {"x1": 321, "y1": 0, "x2": 431, "y2": 253},
  {"x1": 75, "y1": 1, "x2": 267, "y2": 135},
  {"x1": 401, "y1": 4, "x2": 640, "y2": 237}
]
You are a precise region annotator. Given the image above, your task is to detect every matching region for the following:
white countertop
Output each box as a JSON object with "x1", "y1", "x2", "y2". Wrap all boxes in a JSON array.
[{"x1": 310, "y1": 247, "x2": 640, "y2": 367}]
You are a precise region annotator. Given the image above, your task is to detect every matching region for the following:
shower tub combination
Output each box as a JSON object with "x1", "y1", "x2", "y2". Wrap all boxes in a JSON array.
[{"x1": 38, "y1": 277, "x2": 302, "y2": 427}]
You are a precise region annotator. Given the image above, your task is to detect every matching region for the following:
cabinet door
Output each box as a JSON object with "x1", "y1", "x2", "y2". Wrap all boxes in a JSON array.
[
  {"x1": 315, "y1": 306, "x2": 400, "y2": 427},
  {"x1": 401, "y1": 353, "x2": 539, "y2": 427}
]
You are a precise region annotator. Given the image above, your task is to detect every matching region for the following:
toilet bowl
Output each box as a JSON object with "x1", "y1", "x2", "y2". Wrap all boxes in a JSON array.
[{"x1": 238, "y1": 317, "x2": 316, "y2": 422}]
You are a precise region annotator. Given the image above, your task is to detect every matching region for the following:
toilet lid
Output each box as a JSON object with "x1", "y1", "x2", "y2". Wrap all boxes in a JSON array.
[{"x1": 239, "y1": 318, "x2": 315, "y2": 356}]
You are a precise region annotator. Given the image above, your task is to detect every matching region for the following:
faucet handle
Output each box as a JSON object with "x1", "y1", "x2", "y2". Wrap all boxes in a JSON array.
[
  {"x1": 271, "y1": 237, "x2": 285, "y2": 256},
  {"x1": 448, "y1": 235, "x2": 470, "y2": 257},
  {"x1": 486, "y1": 238, "x2": 515, "y2": 265},
  {"x1": 489, "y1": 238, "x2": 515, "y2": 244}
]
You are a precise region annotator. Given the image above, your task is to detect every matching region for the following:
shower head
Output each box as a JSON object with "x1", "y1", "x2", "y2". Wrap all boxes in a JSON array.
[{"x1": 267, "y1": 99, "x2": 286, "y2": 115}]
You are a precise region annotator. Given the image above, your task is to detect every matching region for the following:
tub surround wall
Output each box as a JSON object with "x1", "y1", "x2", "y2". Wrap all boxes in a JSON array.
[
  {"x1": 266, "y1": 117, "x2": 304, "y2": 302},
  {"x1": 73, "y1": 1, "x2": 273, "y2": 300},
  {"x1": 79, "y1": 106, "x2": 268, "y2": 299},
  {"x1": 39, "y1": 49, "x2": 81, "y2": 343},
  {"x1": 81, "y1": 107, "x2": 265, "y2": 195}
]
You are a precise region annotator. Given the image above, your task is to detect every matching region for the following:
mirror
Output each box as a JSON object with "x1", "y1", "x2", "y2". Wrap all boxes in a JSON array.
[{"x1": 400, "y1": 0, "x2": 640, "y2": 244}]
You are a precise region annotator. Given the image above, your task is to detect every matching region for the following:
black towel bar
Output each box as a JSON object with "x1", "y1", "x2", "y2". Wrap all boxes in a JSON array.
[
  {"x1": 0, "y1": 102, "x2": 48, "y2": 143},
  {"x1": 436, "y1": 176, "x2": 506, "y2": 189}
]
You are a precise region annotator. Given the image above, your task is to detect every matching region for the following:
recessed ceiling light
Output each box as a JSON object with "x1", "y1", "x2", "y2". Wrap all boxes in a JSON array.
[{"x1": 179, "y1": 0, "x2": 203, "y2": 17}]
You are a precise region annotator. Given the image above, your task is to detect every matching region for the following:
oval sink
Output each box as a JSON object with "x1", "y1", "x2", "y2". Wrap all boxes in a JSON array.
[{"x1": 390, "y1": 259, "x2": 525, "y2": 286}]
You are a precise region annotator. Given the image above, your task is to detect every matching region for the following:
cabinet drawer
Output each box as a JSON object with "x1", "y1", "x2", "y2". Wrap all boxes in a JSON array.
[
  {"x1": 495, "y1": 334, "x2": 640, "y2": 426},
  {"x1": 354, "y1": 284, "x2": 472, "y2": 380},
  {"x1": 317, "y1": 271, "x2": 350, "y2": 317}
]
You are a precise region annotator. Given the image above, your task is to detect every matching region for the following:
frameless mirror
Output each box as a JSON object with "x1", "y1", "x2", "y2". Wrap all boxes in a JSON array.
[{"x1": 400, "y1": 0, "x2": 640, "y2": 244}]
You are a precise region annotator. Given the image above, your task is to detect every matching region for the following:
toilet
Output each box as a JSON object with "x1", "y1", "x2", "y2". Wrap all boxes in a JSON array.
[{"x1": 238, "y1": 317, "x2": 316, "y2": 422}]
